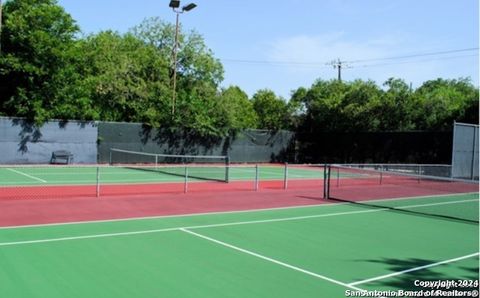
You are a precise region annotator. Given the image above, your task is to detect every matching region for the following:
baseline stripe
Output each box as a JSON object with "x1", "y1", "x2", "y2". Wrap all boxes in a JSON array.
[
  {"x1": 6, "y1": 168, "x2": 47, "y2": 183},
  {"x1": 180, "y1": 228, "x2": 366, "y2": 292},
  {"x1": 349, "y1": 252, "x2": 480, "y2": 286}
]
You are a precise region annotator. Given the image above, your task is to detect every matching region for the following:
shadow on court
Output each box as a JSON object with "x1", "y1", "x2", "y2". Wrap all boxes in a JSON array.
[{"x1": 352, "y1": 257, "x2": 479, "y2": 291}]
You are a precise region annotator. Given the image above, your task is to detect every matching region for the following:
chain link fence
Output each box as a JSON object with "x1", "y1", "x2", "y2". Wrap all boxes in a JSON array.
[{"x1": 451, "y1": 122, "x2": 479, "y2": 180}]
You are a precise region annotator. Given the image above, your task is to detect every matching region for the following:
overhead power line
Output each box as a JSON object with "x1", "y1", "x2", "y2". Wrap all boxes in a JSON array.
[
  {"x1": 345, "y1": 47, "x2": 479, "y2": 64},
  {"x1": 355, "y1": 54, "x2": 479, "y2": 69},
  {"x1": 220, "y1": 47, "x2": 479, "y2": 67}
]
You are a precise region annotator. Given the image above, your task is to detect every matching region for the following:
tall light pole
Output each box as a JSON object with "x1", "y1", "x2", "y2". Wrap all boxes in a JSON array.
[{"x1": 169, "y1": 0, "x2": 196, "y2": 115}]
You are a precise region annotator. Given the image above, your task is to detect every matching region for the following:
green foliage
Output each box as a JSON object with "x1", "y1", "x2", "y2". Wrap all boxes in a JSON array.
[
  {"x1": 294, "y1": 78, "x2": 478, "y2": 132},
  {"x1": 217, "y1": 86, "x2": 258, "y2": 130},
  {"x1": 72, "y1": 31, "x2": 171, "y2": 125},
  {"x1": 413, "y1": 78, "x2": 479, "y2": 130},
  {"x1": 252, "y1": 89, "x2": 290, "y2": 130},
  {"x1": 131, "y1": 17, "x2": 226, "y2": 135},
  {"x1": 0, "y1": 0, "x2": 80, "y2": 123},
  {"x1": 378, "y1": 78, "x2": 416, "y2": 131},
  {"x1": 0, "y1": 1, "x2": 477, "y2": 135}
]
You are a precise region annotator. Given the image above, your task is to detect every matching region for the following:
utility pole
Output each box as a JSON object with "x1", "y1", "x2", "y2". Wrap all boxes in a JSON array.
[
  {"x1": 335, "y1": 59, "x2": 343, "y2": 81},
  {"x1": 328, "y1": 59, "x2": 349, "y2": 82}
]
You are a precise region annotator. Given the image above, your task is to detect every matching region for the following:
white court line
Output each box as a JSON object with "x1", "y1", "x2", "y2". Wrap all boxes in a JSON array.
[
  {"x1": 6, "y1": 168, "x2": 47, "y2": 183},
  {"x1": 377, "y1": 198, "x2": 478, "y2": 211},
  {"x1": 180, "y1": 228, "x2": 366, "y2": 292},
  {"x1": 0, "y1": 198, "x2": 476, "y2": 247},
  {"x1": 0, "y1": 209, "x2": 390, "y2": 247},
  {"x1": 0, "y1": 192, "x2": 477, "y2": 230},
  {"x1": 348, "y1": 252, "x2": 480, "y2": 286},
  {"x1": 0, "y1": 227, "x2": 179, "y2": 247}
]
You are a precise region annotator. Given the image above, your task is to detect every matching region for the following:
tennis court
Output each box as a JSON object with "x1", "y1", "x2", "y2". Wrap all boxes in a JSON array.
[
  {"x1": 0, "y1": 163, "x2": 327, "y2": 199},
  {"x1": 0, "y1": 164, "x2": 324, "y2": 186},
  {"x1": 0, "y1": 162, "x2": 478, "y2": 297},
  {"x1": 0, "y1": 192, "x2": 478, "y2": 298}
]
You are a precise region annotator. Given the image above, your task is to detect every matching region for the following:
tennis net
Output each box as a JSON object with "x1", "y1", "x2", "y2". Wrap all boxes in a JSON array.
[
  {"x1": 109, "y1": 148, "x2": 230, "y2": 182},
  {"x1": 324, "y1": 164, "x2": 479, "y2": 224}
]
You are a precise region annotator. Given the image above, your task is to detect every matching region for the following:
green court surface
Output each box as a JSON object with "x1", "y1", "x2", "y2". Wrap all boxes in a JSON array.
[
  {"x1": 0, "y1": 165, "x2": 324, "y2": 186},
  {"x1": 0, "y1": 193, "x2": 478, "y2": 297}
]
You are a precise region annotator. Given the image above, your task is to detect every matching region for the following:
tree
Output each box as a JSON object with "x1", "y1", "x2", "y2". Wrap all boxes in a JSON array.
[
  {"x1": 0, "y1": 0, "x2": 79, "y2": 123},
  {"x1": 413, "y1": 78, "x2": 479, "y2": 130},
  {"x1": 252, "y1": 89, "x2": 290, "y2": 130},
  {"x1": 295, "y1": 79, "x2": 398, "y2": 132},
  {"x1": 288, "y1": 87, "x2": 307, "y2": 130},
  {"x1": 71, "y1": 31, "x2": 171, "y2": 125},
  {"x1": 218, "y1": 86, "x2": 258, "y2": 130},
  {"x1": 296, "y1": 79, "x2": 350, "y2": 132},
  {"x1": 340, "y1": 79, "x2": 383, "y2": 131},
  {"x1": 130, "y1": 17, "x2": 226, "y2": 135},
  {"x1": 378, "y1": 78, "x2": 416, "y2": 131}
]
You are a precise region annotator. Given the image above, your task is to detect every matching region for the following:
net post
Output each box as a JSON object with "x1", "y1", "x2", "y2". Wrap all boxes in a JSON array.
[
  {"x1": 336, "y1": 166, "x2": 340, "y2": 187},
  {"x1": 327, "y1": 165, "x2": 331, "y2": 199},
  {"x1": 254, "y1": 164, "x2": 259, "y2": 191},
  {"x1": 283, "y1": 162, "x2": 288, "y2": 190},
  {"x1": 109, "y1": 150, "x2": 112, "y2": 165},
  {"x1": 323, "y1": 164, "x2": 331, "y2": 199},
  {"x1": 96, "y1": 166, "x2": 100, "y2": 198},
  {"x1": 418, "y1": 165, "x2": 422, "y2": 183},
  {"x1": 184, "y1": 166, "x2": 188, "y2": 193},
  {"x1": 225, "y1": 156, "x2": 230, "y2": 183},
  {"x1": 323, "y1": 163, "x2": 327, "y2": 198},
  {"x1": 380, "y1": 165, "x2": 383, "y2": 185}
]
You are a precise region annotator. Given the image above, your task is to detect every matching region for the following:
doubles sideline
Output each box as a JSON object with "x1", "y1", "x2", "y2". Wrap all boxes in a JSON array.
[{"x1": 0, "y1": 197, "x2": 477, "y2": 247}]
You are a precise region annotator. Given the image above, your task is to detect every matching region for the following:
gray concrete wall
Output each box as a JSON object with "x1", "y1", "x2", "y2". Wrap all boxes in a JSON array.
[{"x1": 0, "y1": 117, "x2": 98, "y2": 164}]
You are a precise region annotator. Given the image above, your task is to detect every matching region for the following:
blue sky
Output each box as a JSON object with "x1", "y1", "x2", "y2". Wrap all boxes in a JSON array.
[{"x1": 58, "y1": 0, "x2": 479, "y2": 99}]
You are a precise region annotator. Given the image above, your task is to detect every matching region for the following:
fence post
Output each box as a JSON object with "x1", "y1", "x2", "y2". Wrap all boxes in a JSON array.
[
  {"x1": 225, "y1": 156, "x2": 230, "y2": 183},
  {"x1": 96, "y1": 166, "x2": 100, "y2": 198},
  {"x1": 255, "y1": 164, "x2": 259, "y2": 191},
  {"x1": 184, "y1": 166, "x2": 188, "y2": 193},
  {"x1": 471, "y1": 126, "x2": 477, "y2": 180},
  {"x1": 451, "y1": 120, "x2": 457, "y2": 178}
]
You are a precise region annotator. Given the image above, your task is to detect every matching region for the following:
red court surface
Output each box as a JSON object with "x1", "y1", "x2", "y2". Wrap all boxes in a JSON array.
[
  {"x1": 0, "y1": 188, "x2": 327, "y2": 227},
  {"x1": 0, "y1": 178, "x2": 476, "y2": 227}
]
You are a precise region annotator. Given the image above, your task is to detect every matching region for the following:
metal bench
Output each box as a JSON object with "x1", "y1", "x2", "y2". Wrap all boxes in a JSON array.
[{"x1": 50, "y1": 150, "x2": 74, "y2": 164}]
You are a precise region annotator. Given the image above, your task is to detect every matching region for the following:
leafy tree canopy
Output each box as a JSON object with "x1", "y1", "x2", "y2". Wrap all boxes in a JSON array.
[
  {"x1": 252, "y1": 89, "x2": 290, "y2": 130},
  {"x1": 0, "y1": 0, "x2": 477, "y2": 135},
  {"x1": 0, "y1": 0, "x2": 80, "y2": 123}
]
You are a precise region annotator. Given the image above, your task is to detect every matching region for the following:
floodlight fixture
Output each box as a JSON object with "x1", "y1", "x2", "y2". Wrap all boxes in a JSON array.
[
  {"x1": 169, "y1": 0, "x2": 197, "y2": 115},
  {"x1": 169, "y1": 0, "x2": 180, "y2": 9},
  {"x1": 182, "y1": 3, "x2": 197, "y2": 12}
]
